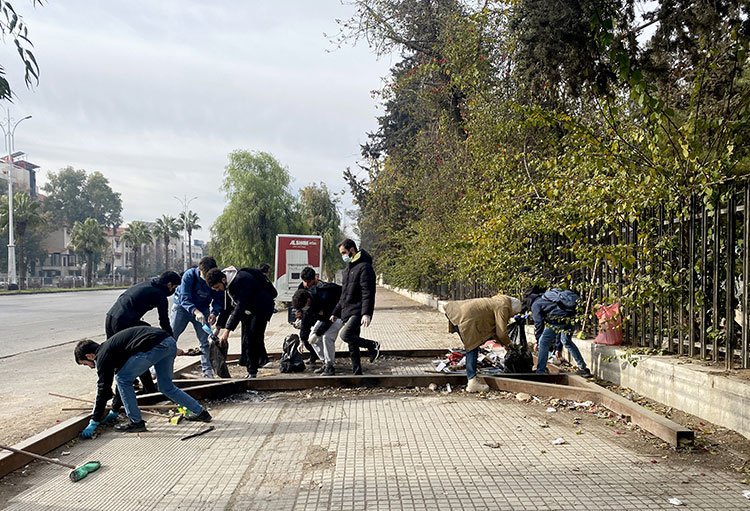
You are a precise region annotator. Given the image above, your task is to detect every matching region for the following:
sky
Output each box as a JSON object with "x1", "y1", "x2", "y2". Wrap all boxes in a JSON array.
[{"x1": 0, "y1": 1, "x2": 393, "y2": 240}]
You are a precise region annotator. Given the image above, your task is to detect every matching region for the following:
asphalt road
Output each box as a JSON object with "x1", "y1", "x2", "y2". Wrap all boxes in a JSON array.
[
  {"x1": 0, "y1": 289, "x2": 182, "y2": 446},
  {"x1": 0, "y1": 289, "x2": 129, "y2": 358}
]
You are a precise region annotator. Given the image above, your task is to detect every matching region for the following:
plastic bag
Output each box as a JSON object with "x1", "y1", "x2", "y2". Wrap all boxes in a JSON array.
[
  {"x1": 504, "y1": 315, "x2": 534, "y2": 373},
  {"x1": 594, "y1": 303, "x2": 623, "y2": 346},
  {"x1": 280, "y1": 334, "x2": 306, "y2": 373}
]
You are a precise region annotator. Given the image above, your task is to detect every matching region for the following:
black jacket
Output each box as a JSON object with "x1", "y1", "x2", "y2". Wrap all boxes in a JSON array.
[
  {"x1": 91, "y1": 326, "x2": 169, "y2": 421},
  {"x1": 299, "y1": 282, "x2": 342, "y2": 340},
  {"x1": 106, "y1": 279, "x2": 174, "y2": 336},
  {"x1": 223, "y1": 268, "x2": 277, "y2": 331},
  {"x1": 333, "y1": 249, "x2": 376, "y2": 321}
]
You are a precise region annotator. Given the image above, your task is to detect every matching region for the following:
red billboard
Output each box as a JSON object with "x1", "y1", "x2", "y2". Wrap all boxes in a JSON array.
[{"x1": 274, "y1": 234, "x2": 323, "y2": 301}]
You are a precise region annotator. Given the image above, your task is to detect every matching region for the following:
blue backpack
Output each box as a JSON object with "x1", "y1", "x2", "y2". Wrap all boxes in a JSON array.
[{"x1": 543, "y1": 289, "x2": 579, "y2": 313}]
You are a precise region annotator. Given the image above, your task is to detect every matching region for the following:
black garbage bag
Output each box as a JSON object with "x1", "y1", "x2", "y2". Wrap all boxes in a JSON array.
[
  {"x1": 280, "y1": 334, "x2": 306, "y2": 373},
  {"x1": 209, "y1": 336, "x2": 231, "y2": 378},
  {"x1": 504, "y1": 315, "x2": 534, "y2": 373}
]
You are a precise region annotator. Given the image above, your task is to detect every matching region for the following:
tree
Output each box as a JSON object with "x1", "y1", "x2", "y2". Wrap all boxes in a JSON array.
[
  {"x1": 0, "y1": 191, "x2": 47, "y2": 288},
  {"x1": 298, "y1": 183, "x2": 344, "y2": 280},
  {"x1": 177, "y1": 210, "x2": 201, "y2": 267},
  {"x1": 211, "y1": 150, "x2": 300, "y2": 268},
  {"x1": 69, "y1": 218, "x2": 107, "y2": 287},
  {"x1": 121, "y1": 220, "x2": 153, "y2": 284},
  {"x1": 0, "y1": 1, "x2": 41, "y2": 101},
  {"x1": 41, "y1": 167, "x2": 122, "y2": 228},
  {"x1": 153, "y1": 215, "x2": 179, "y2": 271}
]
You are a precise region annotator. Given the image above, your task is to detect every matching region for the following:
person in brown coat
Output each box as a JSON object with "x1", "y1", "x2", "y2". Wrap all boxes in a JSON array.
[{"x1": 445, "y1": 294, "x2": 522, "y2": 392}]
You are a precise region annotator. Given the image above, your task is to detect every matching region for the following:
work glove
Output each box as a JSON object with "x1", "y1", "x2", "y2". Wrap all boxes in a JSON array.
[
  {"x1": 80, "y1": 419, "x2": 99, "y2": 439},
  {"x1": 361, "y1": 315, "x2": 371, "y2": 328},
  {"x1": 102, "y1": 410, "x2": 119, "y2": 425},
  {"x1": 208, "y1": 313, "x2": 216, "y2": 326},
  {"x1": 194, "y1": 310, "x2": 206, "y2": 324}
]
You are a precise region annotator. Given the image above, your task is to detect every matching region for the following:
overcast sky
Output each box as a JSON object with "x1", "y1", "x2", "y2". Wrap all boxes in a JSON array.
[{"x1": 0, "y1": 1, "x2": 391, "y2": 240}]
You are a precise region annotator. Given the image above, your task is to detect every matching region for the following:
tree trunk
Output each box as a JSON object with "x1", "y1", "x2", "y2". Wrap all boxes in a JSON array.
[
  {"x1": 86, "y1": 252, "x2": 94, "y2": 287},
  {"x1": 187, "y1": 231, "x2": 192, "y2": 267},
  {"x1": 133, "y1": 249, "x2": 139, "y2": 284},
  {"x1": 164, "y1": 236, "x2": 169, "y2": 270}
]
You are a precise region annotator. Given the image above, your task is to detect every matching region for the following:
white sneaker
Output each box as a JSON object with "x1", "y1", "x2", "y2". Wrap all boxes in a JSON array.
[
  {"x1": 466, "y1": 377, "x2": 489, "y2": 393},
  {"x1": 203, "y1": 370, "x2": 216, "y2": 379}
]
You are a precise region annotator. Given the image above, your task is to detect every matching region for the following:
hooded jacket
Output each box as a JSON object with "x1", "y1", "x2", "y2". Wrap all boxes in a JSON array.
[
  {"x1": 222, "y1": 266, "x2": 277, "y2": 331},
  {"x1": 333, "y1": 249, "x2": 376, "y2": 321},
  {"x1": 106, "y1": 278, "x2": 174, "y2": 336},
  {"x1": 444, "y1": 294, "x2": 514, "y2": 351},
  {"x1": 530, "y1": 289, "x2": 579, "y2": 340},
  {"x1": 299, "y1": 281, "x2": 342, "y2": 340}
]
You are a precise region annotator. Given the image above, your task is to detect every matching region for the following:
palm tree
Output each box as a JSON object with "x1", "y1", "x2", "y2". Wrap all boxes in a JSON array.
[
  {"x1": 121, "y1": 221, "x2": 153, "y2": 283},
  {"x1": 152, "y1": 215, "x2": 179, "y2": 270},
  {"x1": 69, "y1": 218, "x2": 108, "y2": 287},
  {"x1": 177, "y1": 210, "x2": 201, "y2": 267},
  {"x1": 0, "y1": 192, "x2": 47, "y2": 289}
]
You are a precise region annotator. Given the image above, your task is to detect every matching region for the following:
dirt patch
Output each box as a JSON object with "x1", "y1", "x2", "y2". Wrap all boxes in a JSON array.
[{"x1": 302, "y1": 445, "x2": 337, "y2": 471}]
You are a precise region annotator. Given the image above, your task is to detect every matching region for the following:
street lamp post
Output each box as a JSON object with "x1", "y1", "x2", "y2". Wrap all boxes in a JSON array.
[
  {"x1": 174, "y1": 195, "x2": 197, "y2": 271},
  {"x1": 1, "y1": 109, "x2": 31, "y2": 290}
]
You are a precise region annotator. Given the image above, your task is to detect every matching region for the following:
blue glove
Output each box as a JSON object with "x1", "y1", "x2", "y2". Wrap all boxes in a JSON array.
[
  {"x1": 80, "y1": 419, "x2": 99, "y2": 439},
  {"x1": 102, "y1": 410, "x2": 119, "y2": 425},
  {"x1": 201, "y1": 323, "x2": 213, "y2": 336}
]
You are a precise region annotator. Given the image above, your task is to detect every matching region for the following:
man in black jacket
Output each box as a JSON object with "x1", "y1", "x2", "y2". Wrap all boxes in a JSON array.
[
  {"x1": 331, "y1": 239, "x2": 380, "y2": 375},
  {"x1": 74, "y1": 326, "x2": 211, "y2": 437},
  {"x1": 206, "y1": 266, "x2": 277, "y2": 378},
  {"x1": 292, "y1": 277, "x2": 343, "y2": 376},
  {"x1": 105, "y1": 271, "x2": 181, "y2": 393}
]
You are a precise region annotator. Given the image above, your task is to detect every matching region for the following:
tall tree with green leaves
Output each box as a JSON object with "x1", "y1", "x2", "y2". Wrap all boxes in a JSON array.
[
  {"x1": 69, "y1": 218, "x2": 107, "y2": 287},
  {"x1": 0, "y1": 192, "x2": 48, "y2": 288},
  {"x1": 153, "y1": 215, "x2": 179, "y2": 271},
  {"x1": 211, "y1": 150, "x2": 300, "y2": 268},
  {"x1": 121, "y1": 221, "x2": 153, "y2": 284},
  {"x1": 41, "y1": 167, "x2": 123, "y2": 228},
  {"x1": 298, "y1": 183, "x2": 344, "y2": 280},
  {"x1": 177, "y1": 210, "x2": 201, "y2": 267}
]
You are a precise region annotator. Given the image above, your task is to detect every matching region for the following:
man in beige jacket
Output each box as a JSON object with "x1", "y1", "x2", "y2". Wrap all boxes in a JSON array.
[{"x1": 445, "y1": 294, "x2": 523, "y2": 392}]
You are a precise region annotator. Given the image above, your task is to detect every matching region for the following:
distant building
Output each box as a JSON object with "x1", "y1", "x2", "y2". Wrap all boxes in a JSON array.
[{"x1": 0, "y1": 153, "x2": 39, "y2": 196}]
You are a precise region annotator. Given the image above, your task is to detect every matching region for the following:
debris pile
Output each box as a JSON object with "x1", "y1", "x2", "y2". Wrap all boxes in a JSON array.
[{"x1": 432, "y1": 343, "x2": 507, "y2": 374}]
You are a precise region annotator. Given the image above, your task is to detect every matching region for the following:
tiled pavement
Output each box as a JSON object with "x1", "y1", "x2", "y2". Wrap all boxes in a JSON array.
[{"x1": 3, "y1": 288, "x2": 750, "y2": 510}]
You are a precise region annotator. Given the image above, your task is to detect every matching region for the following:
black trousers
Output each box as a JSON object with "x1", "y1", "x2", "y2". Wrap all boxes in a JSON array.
[
  {"x1": 339, "y1": 315, "x2": 376, "y2": 373},
  {"x1": 239, "y1": 315, "x2": 268, "y2": 376}
]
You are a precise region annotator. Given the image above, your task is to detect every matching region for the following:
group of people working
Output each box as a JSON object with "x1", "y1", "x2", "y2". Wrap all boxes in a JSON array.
[{"x1": 73, "y1": 238, "x2": 380, "y2": 437}]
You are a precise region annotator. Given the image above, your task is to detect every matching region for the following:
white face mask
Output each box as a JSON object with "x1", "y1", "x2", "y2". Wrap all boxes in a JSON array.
[{"x1": 342, "y1": 254, "x2": 351, "y2": 263}]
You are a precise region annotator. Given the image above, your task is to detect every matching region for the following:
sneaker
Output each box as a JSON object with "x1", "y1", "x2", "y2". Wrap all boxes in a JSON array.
[
  {"x1": 114, "y1": 420, "x2": 147, "y2": 433},
  {"x1": 353, "y1": 368, "x2": 363, "y2": 375},
  {"x1": 245, "y1": 372, "x2": 257, "y2": 379},
  {"x1": 466, "y1": 377, "x2": 490, "y2": 393},
  {"x1": 185, "y1": 409, "x2": 213, "y2": 423},
  {"x1": 368, "y1": 342, "x2": 381, "y2": 363},
  {"x1": 322, "y1": 364, "x2": 335, "y2": 376},
  {"x1": 202, "y1": 370, "x2": 216, "y2": 379},
  {"x1": 576, "y1": 368, "x2": 593, "y2": 378},
  {"x1": 314, "y1": 366, "x2": 326, "y2": 374}
]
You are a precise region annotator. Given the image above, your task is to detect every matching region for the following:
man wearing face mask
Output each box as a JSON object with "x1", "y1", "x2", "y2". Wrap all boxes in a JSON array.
[
  {"x1": 102, "y1": 270, "x2": 182, "y2": 413},
  {"x1": 331, "y1": 238, "x2": 380, "y2": 375}
]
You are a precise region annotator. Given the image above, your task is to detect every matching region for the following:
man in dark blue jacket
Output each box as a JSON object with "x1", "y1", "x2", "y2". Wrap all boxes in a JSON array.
[
  {"x1": 207, "y1": 265, "x2": 277, "y2": 378},
  {"x1": 331, "y1": 239, "x2": 379, "y2": 375},
  {"x1": 171, "y1": 256, "x2": 224, "y2": 378},
  {"x1": 530, "y1": 288, "x2": 592, "y2": 377},
  {"x1": 75, "y1": 326, "x2": 211, "y2": 437}
]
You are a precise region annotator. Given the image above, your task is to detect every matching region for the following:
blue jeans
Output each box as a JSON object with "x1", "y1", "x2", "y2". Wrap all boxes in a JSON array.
[
  {"x1": 171, "y1": 305, "x2": 211, "y2": 375},
  {"x1": 465, "y1": 347, "x2": 479, "y2": 380},
  {"x1": 115, "y1": 336, "x2": 204, "y2": 423},
  {"x1": 536, "y1": 326, "x2": 587, "y2": 373}
]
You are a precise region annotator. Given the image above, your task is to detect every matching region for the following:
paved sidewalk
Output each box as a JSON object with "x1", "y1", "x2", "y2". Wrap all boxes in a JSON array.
[{"x1": 2, "y1": 288, "x2": 749, "y2": 510}]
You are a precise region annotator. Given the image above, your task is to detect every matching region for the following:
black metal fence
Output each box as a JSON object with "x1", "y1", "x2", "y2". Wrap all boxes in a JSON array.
[{"x1": 409, "y1": 181, "x2": 750, "y2": 370}]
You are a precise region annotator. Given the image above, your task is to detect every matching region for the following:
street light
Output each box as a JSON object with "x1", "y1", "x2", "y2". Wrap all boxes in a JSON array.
[
  {"x1": 0, "y1": 109, "x2": 32, "y2": 290},
  {"x1": 174, "y1": 195, "x2": 197, "y2": 271}
]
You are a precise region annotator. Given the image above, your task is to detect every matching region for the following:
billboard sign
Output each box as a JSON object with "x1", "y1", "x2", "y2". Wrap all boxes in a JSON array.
[{"x1": 274, "y1": 234, "x2": 323, "y2": 301}]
